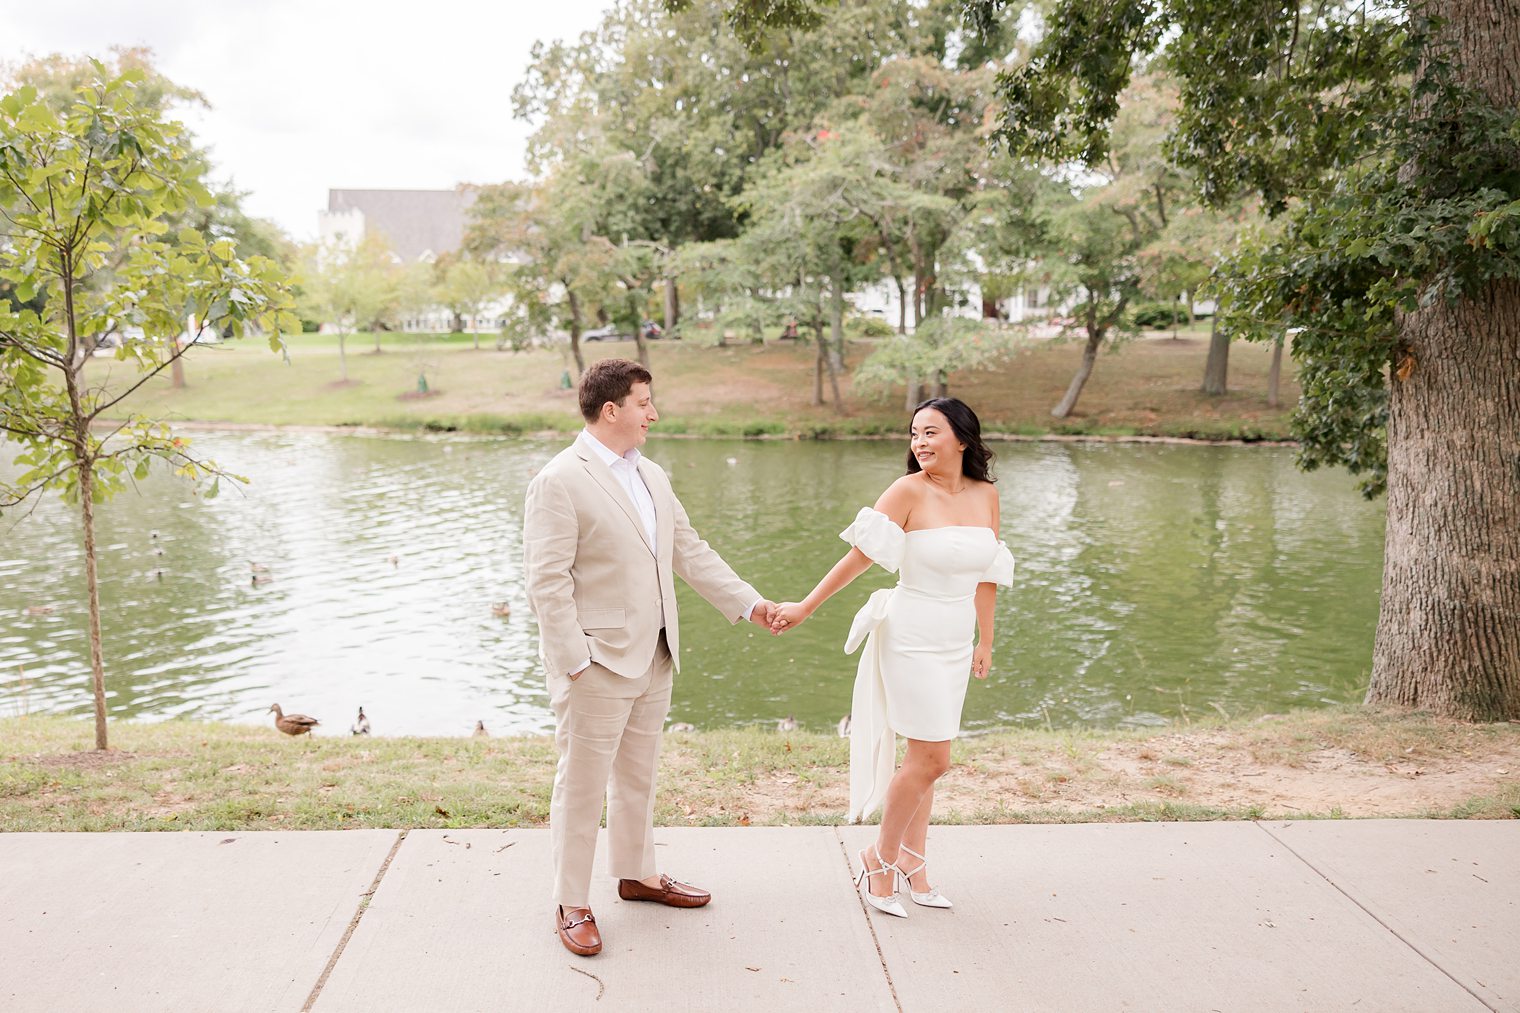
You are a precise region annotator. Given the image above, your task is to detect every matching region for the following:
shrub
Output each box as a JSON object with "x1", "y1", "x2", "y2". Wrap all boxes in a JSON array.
[
  {"x1": 849, "y1": 314, "x2": 896, "y2": 338},
  {"x1": 1132, "y1": 302, "x2": 1188, "y2": 329}
]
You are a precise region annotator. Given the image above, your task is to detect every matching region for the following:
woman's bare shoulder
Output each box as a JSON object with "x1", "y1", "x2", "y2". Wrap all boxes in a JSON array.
[
  {"x1": 872, "y1": 473, "x2": 924, "y2": 524},
  {"x1": 976, "y1": 479, "x2": 1000, "y2": 527}
]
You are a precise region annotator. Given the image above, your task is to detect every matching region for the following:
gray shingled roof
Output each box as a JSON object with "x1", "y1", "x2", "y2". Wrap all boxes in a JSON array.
[{"x1": 326, "y1": 188, "x2": 477, "y2": 262}]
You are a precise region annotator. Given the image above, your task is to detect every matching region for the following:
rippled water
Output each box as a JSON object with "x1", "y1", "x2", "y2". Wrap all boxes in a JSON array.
[{"x1": 0, "y1": 432, "x2": 1384, "y2": 736}]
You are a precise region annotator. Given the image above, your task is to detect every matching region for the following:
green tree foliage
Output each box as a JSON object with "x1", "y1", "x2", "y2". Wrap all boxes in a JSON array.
[
  {"x1": 301, "y1": 236, "x2": 401, "y2": 380},
  {"x1": 979, "y1": 0, "x2": 1520, "y2": 719},
  {"x1": 432, "y1": 253, "x2": 506, "y2": 348},
  {"x1": 2, "y1": 49, "x2": 297, "y2": 388},
  {"x1": 465, "y1": 174, "x2": 624, "y2": 376},
  {"x1": 0, "y1": 67, "x2": 298, "y2": 748}
]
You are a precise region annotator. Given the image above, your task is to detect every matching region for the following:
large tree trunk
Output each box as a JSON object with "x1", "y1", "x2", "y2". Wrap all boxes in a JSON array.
[
  {"x1": 1201, "y1": 314, "x2": 1229, "y2": 395},
  {"x1": 338, "y1": 331, "x2": 349, "y2": 383},
  {"x1": 904, "y1": 368, "x2": 921, "y2": 411},
  {"x1": 664, "y1": 277, "x2": 677, "y2": 332},
  {"x1": 1370, "y1": 279, "x2": 1520, "y2": 718},
  {"x1": 1366, "y1": 0, "x2": 1520, "y2": 721},
  {"x1": 1266, "y1": 333, "x2": 1284, "y2": 408},
  {"x1": 1051, "y1": 326, "x2": 1104, "y2": 419}
]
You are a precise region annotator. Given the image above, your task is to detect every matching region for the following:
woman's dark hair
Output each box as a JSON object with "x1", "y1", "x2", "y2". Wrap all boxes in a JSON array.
[{"x1": 905, "y1": 397, "x2": 996, "y2": 483}]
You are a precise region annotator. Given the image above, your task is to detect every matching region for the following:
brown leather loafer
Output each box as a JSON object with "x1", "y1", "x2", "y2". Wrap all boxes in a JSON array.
[
  {"x1": 556, "y1": 905, "x2": 601, "y2": 956},
  {"x1": 617, "y1": 874, "x2": 711, "y2": 908}
]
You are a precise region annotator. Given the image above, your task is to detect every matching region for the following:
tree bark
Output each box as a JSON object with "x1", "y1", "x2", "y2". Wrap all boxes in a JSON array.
[
  {"x1": 664, "y1": 277, "x2": 678, "y2": 332},
  {"x1": 812, "y1": 320, "x2": 825, "y2": 406},
  {"x1": 170, "y1": 344, "x2": 186, "y2": 388},
  {"x1": 1370, "y1": 274, "x2": 1520, "y2": 719},
  {"x1": 64, "y1": 374, "x2": 108, "y2": 750},
  {"x1": 1201, "y1": 313, "x2": 1229, "y2": 395},
  {"x1": 904, "y1": 368, "x2": 921, "y2": 411},
  {"x1": 338, "y1": 331, "x2": 349, "y2": 383},
  {"x1": 1051, "y1": 325, "x2": 1104, "y2": 419},
  {"x1": 565, "y1": 287, "x2": 585, "y2": 376},
  {"x1": 829, "y1": 255, "x2": 847, "y2": 374},
  {"x1": 1366, "y1": 0, "x2": 1520, "y2": 720},
  {"x1": 825, "y1": 342, "x2": 845, "y2": 413},
  {"x1": 1266, "y1": 333, "x2": 1284, "y2": 408},
  {"x1": 77, "y1": 446, "x2": 108, "y2": 750},
  {"x1": 909, "y1": 228, "x2": 925, "y2": 327}
]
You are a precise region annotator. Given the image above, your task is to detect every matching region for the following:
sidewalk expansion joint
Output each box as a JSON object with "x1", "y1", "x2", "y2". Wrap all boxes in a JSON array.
[
  {"x1": 832, "y1": 827, "x2": 904, "y2": 1013},
  {"x1": 301, "y1": 829, "x2": 409, "y2": 1012},
  {"x1": 1254, "y1": 821, "x2": 1495, "y2": 1012}
]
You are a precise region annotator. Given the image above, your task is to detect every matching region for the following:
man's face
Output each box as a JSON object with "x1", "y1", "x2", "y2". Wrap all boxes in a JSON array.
[{"x1": 606, "y1": 381, "x2": 658, "y2": 450}]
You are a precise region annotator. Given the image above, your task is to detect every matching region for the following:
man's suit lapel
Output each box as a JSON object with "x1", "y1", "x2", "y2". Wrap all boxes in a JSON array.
[
  {"x1": 576, "y1": 444, "x2": 655, "y2": 557},
  {"x1": 639, "y1": 457, "x2": 675, "y2": 564}
]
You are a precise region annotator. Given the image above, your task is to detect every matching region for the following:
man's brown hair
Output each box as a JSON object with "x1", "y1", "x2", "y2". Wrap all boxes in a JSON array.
[{"x1": 579, "y1": 358, "x2": 654, "y2": 422}]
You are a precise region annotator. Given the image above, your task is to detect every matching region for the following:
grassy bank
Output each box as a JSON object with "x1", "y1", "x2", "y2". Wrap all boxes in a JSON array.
[
  {"x1": 88, "y1": 326, "x2": 1298, "y2": 441},
  {"x1": 3, "y1": 708, "x2": 1515, "y2": 832}
]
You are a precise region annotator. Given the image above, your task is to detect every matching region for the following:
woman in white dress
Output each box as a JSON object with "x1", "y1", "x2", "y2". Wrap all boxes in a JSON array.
[{"x1": 771, "y1": 398, "x2": 1013, "y2": 917}]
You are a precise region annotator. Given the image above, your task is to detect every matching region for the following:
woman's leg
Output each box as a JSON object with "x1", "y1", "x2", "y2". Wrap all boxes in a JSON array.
[
  {"x1": 869, "y1": 738, "x2": 951, "y2": 897},
  {"x1": 900, "y1": 784, "x2": 935, "y2": 893}
]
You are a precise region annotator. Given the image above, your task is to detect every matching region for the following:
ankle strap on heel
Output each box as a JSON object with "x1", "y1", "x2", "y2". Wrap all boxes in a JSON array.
[{"x1": 895, "y1": 844, "x2": 927, "y2": 879}]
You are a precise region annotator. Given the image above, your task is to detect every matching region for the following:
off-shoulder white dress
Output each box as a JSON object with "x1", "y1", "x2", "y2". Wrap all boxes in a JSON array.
[{"x1": 840, "y1": 507, "x2": 1015, "y2": 823}]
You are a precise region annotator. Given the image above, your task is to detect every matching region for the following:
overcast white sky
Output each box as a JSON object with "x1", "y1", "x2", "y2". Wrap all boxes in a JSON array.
[{"x1": 0, "y1": 0, "x2": 615, "y2": 241}]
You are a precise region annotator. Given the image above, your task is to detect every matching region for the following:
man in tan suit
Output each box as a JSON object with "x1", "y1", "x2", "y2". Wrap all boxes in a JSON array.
[{"x1": 524, "y1": 357, "x2": 773, "y2": 957}]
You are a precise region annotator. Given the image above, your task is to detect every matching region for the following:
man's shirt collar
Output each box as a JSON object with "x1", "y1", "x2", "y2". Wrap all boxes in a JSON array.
[{"x1": 579, "y1": 428, "x2": 642, "y2": 469}]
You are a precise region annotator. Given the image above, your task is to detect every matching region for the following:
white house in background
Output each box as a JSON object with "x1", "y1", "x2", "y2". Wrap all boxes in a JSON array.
[
  {"x1": 316, "y1": 187, "x2": 514, "y2": 333},
  {"x1": 852, "y1": 276, "x2": 1067, "y2": 330}
]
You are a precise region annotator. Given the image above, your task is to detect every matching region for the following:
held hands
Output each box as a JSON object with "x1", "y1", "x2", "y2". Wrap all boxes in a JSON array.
[
  {"x1": 971, "y1": 642, "x2": 992, "y2": 680},
  {"x1": 748, "y1": 600, "x2": 777, "y2": 629},
  {"x1": 769, "y1": 602, "x2": 810, "y2": 636}
]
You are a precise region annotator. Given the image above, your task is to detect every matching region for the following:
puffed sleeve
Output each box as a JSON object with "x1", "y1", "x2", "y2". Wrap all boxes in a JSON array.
[
  {"x1": 979, "y1": 541, "x2": 1015, "y2": 586},
  {"x1": 839, "y1": 507, "x2": 906, "y2": 573}
]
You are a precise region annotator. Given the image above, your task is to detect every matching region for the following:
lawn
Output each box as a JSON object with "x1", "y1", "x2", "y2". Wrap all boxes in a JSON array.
[
  {"x1": 86, "y1": 325, "x2": 1299, "y2": 440},
  {"x1": 4, "y1": 708, "x2": 1515, "y2": 832}
]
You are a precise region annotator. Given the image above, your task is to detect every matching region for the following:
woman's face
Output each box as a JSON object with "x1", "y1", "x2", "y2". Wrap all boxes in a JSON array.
[{"x1": 910, "y1": 408, "x2": 965, "y2": 476}]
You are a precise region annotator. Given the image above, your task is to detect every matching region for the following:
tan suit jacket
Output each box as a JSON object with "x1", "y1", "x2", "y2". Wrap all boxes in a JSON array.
[{"x1": 523, "y1": 440, "x2": 757, "y2": 679}]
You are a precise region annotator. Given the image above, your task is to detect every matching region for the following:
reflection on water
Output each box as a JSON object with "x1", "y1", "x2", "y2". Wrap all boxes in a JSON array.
[{"x1": 0, "y1": 432, "x2": 1384, "y2": 735}]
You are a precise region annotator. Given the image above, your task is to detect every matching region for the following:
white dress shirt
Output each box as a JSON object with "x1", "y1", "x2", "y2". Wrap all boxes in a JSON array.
[{"x1": 578, "y1": 429, "x2": 658, "y2": 551}]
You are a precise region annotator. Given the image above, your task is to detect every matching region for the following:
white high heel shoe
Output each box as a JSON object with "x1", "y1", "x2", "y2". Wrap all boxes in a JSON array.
[
  {"x1": 855, "y1": 847, "x2": 908, "y2": 918},
  {"x1": 896, "y1": 844, "x2": 953, "y2": 909}
]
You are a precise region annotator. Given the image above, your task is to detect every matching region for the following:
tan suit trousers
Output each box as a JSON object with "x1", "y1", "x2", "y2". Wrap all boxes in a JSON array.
[{"x1": 547, "y1": 633, "x2": 673, "y2": 907}]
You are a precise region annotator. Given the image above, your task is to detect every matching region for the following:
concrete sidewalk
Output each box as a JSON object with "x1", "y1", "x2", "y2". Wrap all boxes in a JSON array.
[{"x1": 1, "y1": 821, "x2": 1515, "y2": 1012}]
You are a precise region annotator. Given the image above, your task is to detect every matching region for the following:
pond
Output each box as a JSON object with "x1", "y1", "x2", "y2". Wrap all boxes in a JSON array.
[{"x1": 0, "y1": 431, "x2": 1384, "y2": 736}]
